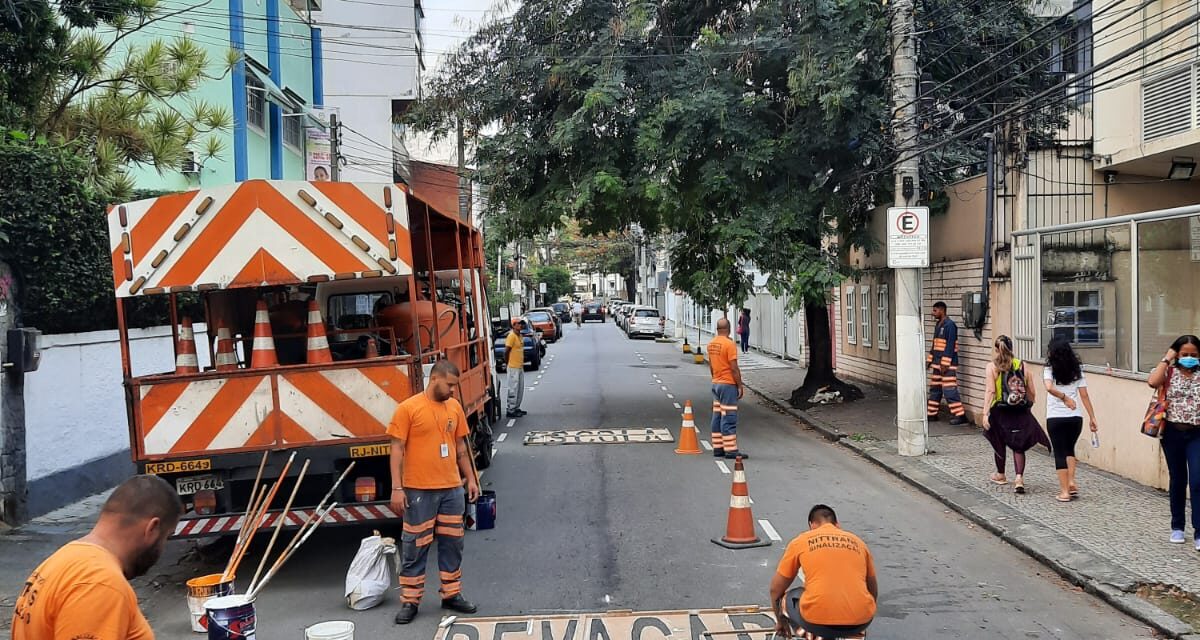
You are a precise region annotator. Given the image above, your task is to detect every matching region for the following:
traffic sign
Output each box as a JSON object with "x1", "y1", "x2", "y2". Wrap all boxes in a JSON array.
[{"x1": 887, "y1": 206, "x2": 929, "y2": 268}]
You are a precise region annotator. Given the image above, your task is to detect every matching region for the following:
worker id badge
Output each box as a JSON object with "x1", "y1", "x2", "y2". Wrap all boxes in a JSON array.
[{"x1": 440, "y1": 443, "x2": 450, "y2": 458}]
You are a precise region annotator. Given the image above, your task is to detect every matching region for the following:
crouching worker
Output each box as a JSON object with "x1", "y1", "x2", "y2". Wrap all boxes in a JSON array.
[{"x1": 770, "y1": 505, "x2": 878, "y2": 640}]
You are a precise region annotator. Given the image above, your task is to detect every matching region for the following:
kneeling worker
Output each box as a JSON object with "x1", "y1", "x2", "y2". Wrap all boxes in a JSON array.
[{"x1": 770, "y1": 505, "x2": 878, "y2": 640}]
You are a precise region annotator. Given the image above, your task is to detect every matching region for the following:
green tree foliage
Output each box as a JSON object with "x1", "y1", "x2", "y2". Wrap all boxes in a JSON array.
[
  {"x1": 407, "y1": 0, "x2": 1066, "y2": 394},
  {"x1": 531, "y1": 265, "x2": 574, "y2": 302}
]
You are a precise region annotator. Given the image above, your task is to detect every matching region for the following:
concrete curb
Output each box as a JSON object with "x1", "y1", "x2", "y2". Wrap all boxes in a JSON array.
[{"x1": 744, "y1": 382, "x2": 1195, "y2": 639}]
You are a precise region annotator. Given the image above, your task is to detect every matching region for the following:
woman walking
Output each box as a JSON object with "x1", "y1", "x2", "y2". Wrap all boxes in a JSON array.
[
  {"x1": 1148, "y1": 335, "x2": 1200, "y2": 547},
  {"x1": 1043, "y1": 338, "x2": 1099, "y2": 503},
  {"x1": 982, "y1": 335, "x2": 1051, "y2": 494},
  {"x1": 737, "y1": 309, "x2": 751, "y2": 353}
]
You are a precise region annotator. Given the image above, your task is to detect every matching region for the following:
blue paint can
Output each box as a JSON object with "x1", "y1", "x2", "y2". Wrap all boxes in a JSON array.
[
  {"x1": 475, "y1": 490, "x2": 497, "y2": 530},
  {"x1": 205, "y1": 595, "x2": 256, "y2": 640}
]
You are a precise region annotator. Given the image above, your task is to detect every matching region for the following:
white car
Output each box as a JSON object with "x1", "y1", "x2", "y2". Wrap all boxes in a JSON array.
[{"x1": 625, "y1": 306, "x2": 664, "y2": 338}]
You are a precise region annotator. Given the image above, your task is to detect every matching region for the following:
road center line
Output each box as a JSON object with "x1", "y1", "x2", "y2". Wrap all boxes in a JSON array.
[
  {"x1": 497, "y1": 433, "x2": 508, "y2": 442},
  {"x1": 701, "y1": 440, "x2": 713, "y2": 451},
  {"x1": 507, "y1": 419, "x2": 516, "y2": 428},
  {"x1": 673, "y1": 402, "x2": 682, "y2": 409},
  {"x1": 661, "y1": 386, "x2": 668, "y2": 391},
  {"x1": 667, "y1": 394, "x2": 675, "y2": 399},
  {"x1": 716, "y1": 460, "x2": 731, "y2": 474},
  {"x1": 759, "y1": 519, "x2": 783, "y2": 542},
  {"x1": 527, "y1": 387, "x2": 535, "y2": 391}
]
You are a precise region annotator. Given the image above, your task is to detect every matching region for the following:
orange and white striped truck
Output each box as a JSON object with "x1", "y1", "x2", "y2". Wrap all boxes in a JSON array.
[{"x1": 106, "y1": 180, "x2": 499, "y2": 538}]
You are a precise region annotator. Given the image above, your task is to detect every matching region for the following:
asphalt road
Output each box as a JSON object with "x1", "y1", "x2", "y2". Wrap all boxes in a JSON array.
[{"x1": 139, "y1": 319, "x2": 1156, "y2": 639}]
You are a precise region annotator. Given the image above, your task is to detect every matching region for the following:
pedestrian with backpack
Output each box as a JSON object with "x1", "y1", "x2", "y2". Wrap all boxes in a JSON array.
[{"x1": 982, "y1": 335, "x2": 1051, "y2": 494}]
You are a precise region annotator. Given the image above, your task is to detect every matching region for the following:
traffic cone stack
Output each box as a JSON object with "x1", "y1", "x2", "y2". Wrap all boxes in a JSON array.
[
  {"x1": 364, "y1": 337, "x2": 379, "y2": 359},
  {"x1": 174, "y1": 316, "x2": 200, "y2": 374},
  {"x1": 214, "y1": 324, "x2": 238, "y2": 371},
  {"x1": 250, "y1": 301, "x2": 278, "y2": 368},
  {"x1": 305, "y1": 299, "x2": 333, "y2": 364},
  {"x1": 674, "y1": 400, "x2": 702, "y2": 455},
  {"x1": 712, "y1": 456, "x2": 770, "y2": 549}
]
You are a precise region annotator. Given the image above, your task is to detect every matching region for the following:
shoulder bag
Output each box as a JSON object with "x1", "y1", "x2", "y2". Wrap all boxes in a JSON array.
[{"x1": 1142, "y1": 368, "x2": 1172, "y2": 438}]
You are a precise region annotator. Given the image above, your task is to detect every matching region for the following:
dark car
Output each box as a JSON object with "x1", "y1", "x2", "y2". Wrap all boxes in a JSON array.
[
  {"x1": 582, "y1": 302, "x2": 605, "y2": 323},
  {"x1": 492, "y1": 320, "x2": 544, "y2": 372},
  {"x1": 551, "y1": 302, "x2": 572, "y2": 324}
]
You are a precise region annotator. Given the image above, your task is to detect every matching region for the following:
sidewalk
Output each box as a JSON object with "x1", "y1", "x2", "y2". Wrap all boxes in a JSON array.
[{"x1": 720, "y1": 346, "x2": 1200, "y2": 638}]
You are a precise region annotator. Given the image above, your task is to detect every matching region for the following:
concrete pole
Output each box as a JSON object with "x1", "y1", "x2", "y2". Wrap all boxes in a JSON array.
[{"x1": 892, "y1": 0, "x2": 927, "y2": 456}]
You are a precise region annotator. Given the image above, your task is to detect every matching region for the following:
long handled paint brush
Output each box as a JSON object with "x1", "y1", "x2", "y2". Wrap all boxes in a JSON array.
[
  {"x1": 245, "y1": 501, "x2": 337, "y2": 600},
  {"x1": 246, "y1": 459, "x2": 310, "y2": 594},
  {"x1": 226, "y1": 451, "x2": 296, "y2": 580},
  {"x1": 222, "y1": 483, "x2": 267, "y2": 580}
]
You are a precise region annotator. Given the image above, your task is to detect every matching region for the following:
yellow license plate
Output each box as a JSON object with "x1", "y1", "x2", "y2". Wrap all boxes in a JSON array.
[
  {"x1": 144, "y1": 459, "x2": 212, "y2": 475},
  {"x1": 350, "y1": 444, "x2": 389, "y2": 458}
]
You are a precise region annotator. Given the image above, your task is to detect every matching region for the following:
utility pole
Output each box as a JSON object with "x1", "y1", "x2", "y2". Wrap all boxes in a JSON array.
[
  {"x1": 457, "y1": 117, "x2": 469, "y2": 222},
  {"x1": 892, "y1": 0, "x2": 926, "y2": 456},
  {"x1": 329, "y1": 113, "x2": 342, "y2": 182}
]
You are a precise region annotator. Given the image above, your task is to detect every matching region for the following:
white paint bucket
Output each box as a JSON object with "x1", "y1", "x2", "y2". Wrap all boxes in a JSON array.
[{"x1": 305, "y1": 621, "x2": 355, "y2": 640}]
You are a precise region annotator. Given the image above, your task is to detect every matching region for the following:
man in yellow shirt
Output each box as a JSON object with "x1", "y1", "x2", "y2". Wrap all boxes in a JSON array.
[
  {"x1": 708, "y1": 317, "x2": 746, "y2": 458},
  {"x1": 12, "y1": 475, "x2": 183, "y2": 640},
  {"x1": 504, "y1": 319, "x2": 527, "y2": 418},
  {"x1": 389, "y1": 359, "x2": 482, "y2": 624}
]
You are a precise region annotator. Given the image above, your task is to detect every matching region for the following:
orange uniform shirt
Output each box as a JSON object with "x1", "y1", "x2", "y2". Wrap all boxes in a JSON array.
[
  {"x1": 776, "y1": 524, "x2": 877, "y2": 626},
  {"x1": 708, "y1": 335, "x2": 739, "y2": 385},
  {"x1": 12, "y1": 541, "x2": 154, "y2": 640},
  {"x1": 387, "y1": 392, "x2": 470, "y2": 490}
]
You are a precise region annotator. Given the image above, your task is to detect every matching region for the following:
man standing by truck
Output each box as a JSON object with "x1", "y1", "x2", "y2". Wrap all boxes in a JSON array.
[
  {"x1": 389, "y1": 359, "x2": 482, "y2": 625},
  {"x1": 927, "y1": 301, "x2": 968, "y2": 425},
  {"x1": 504, "y1": 319, "x2": 527, "y2": 418}
]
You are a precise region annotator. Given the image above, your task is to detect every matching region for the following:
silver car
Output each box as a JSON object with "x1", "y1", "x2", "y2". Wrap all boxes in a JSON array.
[{"x1": 626, "y1": 306, "x2": 664, "y2": 338}]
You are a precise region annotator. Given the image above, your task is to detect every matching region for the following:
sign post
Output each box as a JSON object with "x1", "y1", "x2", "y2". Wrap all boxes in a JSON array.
[{"x1": 888, "y1": 206, "x2": 930, "y2": 457}]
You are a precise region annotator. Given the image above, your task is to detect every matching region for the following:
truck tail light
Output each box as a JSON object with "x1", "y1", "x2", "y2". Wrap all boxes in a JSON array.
[
  {"x1": 194, "y1": 490, "x2": 217, "y2": 516},
  {"x1": 355, "y1": 477, "x2": 377, "y2": 502}
]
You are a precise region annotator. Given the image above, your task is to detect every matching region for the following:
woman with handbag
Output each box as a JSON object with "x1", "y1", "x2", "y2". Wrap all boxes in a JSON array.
[
  {"x1": 1043, "y1": 338, "x2": 1099, "y2": 503},
  {"x1": 982, "y1": 335, "x2": 1051, "y2": 494},
  {"x1": 1148, "y1": 335, "x2": 1200, "y2": 547}
]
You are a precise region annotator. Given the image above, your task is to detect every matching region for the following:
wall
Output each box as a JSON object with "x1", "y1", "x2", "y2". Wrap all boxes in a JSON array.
[{"x1": 24, "y1": 325, "x2": 211, "y2": 516}]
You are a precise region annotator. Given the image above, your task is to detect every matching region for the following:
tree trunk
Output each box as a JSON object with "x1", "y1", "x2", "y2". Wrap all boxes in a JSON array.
[
  {"x1": 789, "y1": 303, "x2": 863, "y2": 409},
  {"x1": 622, "y1": 271, "x2": 636, "y2": 302}
]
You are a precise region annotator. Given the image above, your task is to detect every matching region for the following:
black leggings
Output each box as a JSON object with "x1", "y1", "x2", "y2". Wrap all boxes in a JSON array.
[{"x1": 1047, "y1": 417, "x2": 1083, "y2": 470}]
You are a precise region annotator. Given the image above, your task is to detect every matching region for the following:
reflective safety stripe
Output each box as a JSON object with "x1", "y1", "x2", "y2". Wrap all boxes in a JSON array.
[
  {"x1": 439, "y1": 570, "x2": 462, "y2": 582},
  {"x1": 437, "y1": 514, "x2": 464, "y2": 524},
  {"x1": 307, "y1": 336, "x2": 330, "y2": 350},
  {"x1": 730, "y1": 495, "x2": 751, "y2": 509},
  {"x1": 415, "y1": 533, "x2": 434, "y2": 547},
  {"x1": 176, "y1": 354, "x2": 199, "y2": 366},
  {"x1": 399, "y1": 575, "x2": 424, "y2": 586},
  {"x1": 733, "y1": 469, "x2": 746, "y2": 483},
  {"x1": 436, "y1": 526, "x2": 464, "y2": 537},
  {"x1": 719, "y1": 405, "x2": 738, "y2": 412},
  {"x1": 253, "y1": 336, "x2": 275, "y2": 350},
  {"x1": 403, "y1": 519, "x2": 435, "y2": 534}
]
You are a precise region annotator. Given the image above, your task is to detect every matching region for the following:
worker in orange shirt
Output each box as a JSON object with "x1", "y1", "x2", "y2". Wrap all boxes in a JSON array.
[
  {"x1": 708, "y1": 317, "x2": 746, "y2": 459},
  {"x1": 770, "y1": 505, "x2": 878, "y2": 640},
  {"x1": 389, "y1": 359, "x2": 482, "y2": 625},
  {"x1": 12, "y1": 475, "x2": 183, "y2": 640}
]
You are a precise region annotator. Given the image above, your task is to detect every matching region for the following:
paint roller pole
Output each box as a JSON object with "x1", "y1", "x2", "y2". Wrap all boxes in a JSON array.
[
  {"x1": 246, "y1": 502, "x2": 337, "y2": 600},
  {"x1": 247, "y1": 459, "x2": 310, "y2": 594},
  {"x1": 227, "y1": 451, "x2": 297, "y2": 580}
]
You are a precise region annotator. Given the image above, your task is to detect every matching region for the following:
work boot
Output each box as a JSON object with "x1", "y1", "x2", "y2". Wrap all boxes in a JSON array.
[
  {"x1": 949, "y1": 416, "x2": 968, "y2": 426},
  {"x1": 394, "y1": 603, "x2": 419, "y2": 624},
  {"x1": 725, "y1": 452, "x2": 748, "y2": 460},
  {"x1": 713, "y1": 449, "x2": 725, "y2": 458},
  {"x1": 442, "y1": 594, "x2": 478, "y2": 614},
  {"x1": 927, "y1": 414, "x2": 940, "y2": 422}
]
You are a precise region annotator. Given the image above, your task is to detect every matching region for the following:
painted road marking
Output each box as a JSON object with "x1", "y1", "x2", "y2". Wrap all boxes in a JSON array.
[
  {"x1": 701, "y1": 440, "x2": 713, "y2": 451},
  {"x1": 715, "y1": 460, "x2": 731, "y2": 474},
  {"x1": 507, "y1": 419, "x2": 516, "y2": 428},
  {"x1": 534, "y1": 381, "x2": 540, "y2": 386},
  {"x1": 434, "y1": 609, "x2": 779, "y2": 640},
  {"x1": 527, "y1": 387, "x2": 535, "y2": 391},
  {"x1": 759, "y1": 519, "x2": 782, "y2": 542},
  {"x1": 491, "y1": 447, "x2": 498, "y2": 457},
  {"x1": 667, "y1": 394, "x2": 675, "y2": 399},
  {"x1": 661, "y1": 386, "x2": 668, "y2": 391},
  {"x1": 524, "y1": 428, "x2": 674, "y2": 445},
  {"x1": 673, "y1": 402, "x2": 682, "y2": 409},
  {"x1": 497, "y1": 433, "x2": 508, "y2": 443}
]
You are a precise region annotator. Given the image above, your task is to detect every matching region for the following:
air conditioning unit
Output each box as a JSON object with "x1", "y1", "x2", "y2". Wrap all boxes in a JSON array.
[{"x1": 181, "y1": 151, "x2": 199, "y2": 175}]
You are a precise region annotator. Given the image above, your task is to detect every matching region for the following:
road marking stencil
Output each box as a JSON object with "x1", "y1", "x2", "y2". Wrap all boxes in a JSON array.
[
  {"x1": 433, "y1": 608, "x2": 778, "y2": 640},
  {"x1": 523, "y1": 428, "x2": 674, "y2": 446},
  {"x1": 673, "y1": 402, "x2": 682, "y2": 409},
  {"x1": 507, "y1": 419, "x2": 516, "y2": 428},
  {"x1": 497, "y1": 433, "x2": 508, "y2": 442}
]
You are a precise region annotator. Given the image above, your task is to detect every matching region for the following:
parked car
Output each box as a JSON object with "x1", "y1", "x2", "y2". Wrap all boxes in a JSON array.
[
  {"x1": 492, "y1": 319, "x2": 544, "y2": 372},
  {"x1": 551, "y1": 302, "x2": 572, "y2": 324},
  {"x1": 617, "y1": 303, "x2": 636, "y2": 330},
  {"x1": 526, "y1": 309, "x2": 560, "y2": 343},
  {"x1": 582, "y1": 301, "x2": 605, "y2": 323},
  {"x1": 608, "y1": 299, "x2": 626, "y2": 317},
  {"x1": 626, "y1": 306, "x2": 665, "y2": 339},
  {"x1": 532, "y1": 307, "x2": 563, "y2": 339}
]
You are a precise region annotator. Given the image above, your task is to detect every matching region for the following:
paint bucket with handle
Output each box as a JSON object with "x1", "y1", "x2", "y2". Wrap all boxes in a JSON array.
[
  {"x1": 205, "y1": 594, "x2": 256, "y2": 640},
  {"x1": 466, "y1": 490, "x2": 497, "y2": 530},
  {"x1": 185, "y1": 574, "x2": 234, "y2": 633},
  {"x1": 305, "y1": 621, "x2": 356, "y2": 640}
]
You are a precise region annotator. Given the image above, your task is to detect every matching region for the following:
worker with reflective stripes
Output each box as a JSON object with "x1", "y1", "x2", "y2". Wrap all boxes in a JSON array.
[
  {"x1": 388, "y1": 359, "x2": 481, "y2": 625},
  {"x1": 927, "y1": 301, "x2": 968, "y2": 425},
  {"x1": 708, "y1": 317, "x2": 747, "y2": 459}
]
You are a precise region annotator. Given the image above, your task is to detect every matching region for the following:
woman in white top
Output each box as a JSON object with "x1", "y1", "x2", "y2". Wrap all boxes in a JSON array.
[{"x1": 1043, "y1": 337, "x2": 1099, "y2": 503}]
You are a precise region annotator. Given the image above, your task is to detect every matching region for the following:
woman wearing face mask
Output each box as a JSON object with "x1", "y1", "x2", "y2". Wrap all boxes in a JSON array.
[{"x1": 1148, "y1": 335, "x2": 1200, "y2": 547}]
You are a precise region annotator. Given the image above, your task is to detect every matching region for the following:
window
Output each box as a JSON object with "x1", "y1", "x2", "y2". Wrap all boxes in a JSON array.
[
  {"x1": 844, "y1": 286, "x2": 856, "y2": 345},
  {"x1": 246, "y1": 73, "x2": 266, "y2": 130},
  {"x1": 634, "y1": 309, "x2": 659, "y2": 318},
  {"x1": 1137, "y1": 216, "x2": 1200, "y2": 372},
  {"x1": 284, "y1": 110, "x2": 304, "y2": 149},
  {"x1": 860, "y1": 285, "x2": 871, "y2": 347},
  {"x1": 328, "y1": 292, "x2": 392, "y2": 330},
  {"x1": 1047, "y1": 290, "x2": 1101, "y2": 345},
  {"x1": 877, "y1": 285, "x2": 890, "y2": 350}
]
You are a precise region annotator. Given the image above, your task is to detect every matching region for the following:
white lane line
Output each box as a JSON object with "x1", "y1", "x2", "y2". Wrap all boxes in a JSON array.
[
  {"x1": 604, "y1": 594, "x2": 612, "y2": 604},
  {"x1": 715, "y1": 460, "x2": 731, "y2": 474},
  {"x1": 759, "y1": 519, "x2": 783, "y2": 542},
  {"x1": 701, "y1": 440, "x2": 713, "y2": 451},
  {"x1": 491, "y1": 447, "x2": 498, "y2": 457},
  {"x1": 507, "y1": 419, "x2": 516, "y2": 428},
  {"x1": 673, "y1": 402, "x2": 682, "y2": 409},
  {"x1": 667, "y1": 394, "x2": 675, "y2": 399},
  {"x1": 534, "y1": 381, "x2": 540, "y2": 386},
  {"x1": 527, "y1": 387, "x2": 535, "y2": 391},
  {"x1": 497, "y1": 433, "x2": 508, "y2": 442},
  {"x1": 661, "y1": 386, "x2": 669, "y2": 391}
]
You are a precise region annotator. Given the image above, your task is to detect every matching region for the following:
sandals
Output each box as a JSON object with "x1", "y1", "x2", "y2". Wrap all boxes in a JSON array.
[
  {"x1": 1056, "y1": 494, "x2": 1073, "y2": 503},
  {"x1": 990, "y1": 474, "x2": 1009, "y2": 485},
  {"x1": 1069, "y1": 485, "x2": 1079, "y2": 497}
]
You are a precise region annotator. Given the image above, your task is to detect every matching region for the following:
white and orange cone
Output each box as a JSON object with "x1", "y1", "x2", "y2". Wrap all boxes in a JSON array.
[
  {"x1": 364, "y1": 337, "x2": 379, "y2": 359},
  {"x1": 214, "y1": 324, "x2": 238, "y2": 371},
  {"x1": 250, "y1": 301, "x2": 278, "y2": 368},
  {"x1": 712, "y1": 456, "x2": 770, "y2": 549},
  {"x1": 174, "y1": 316, "x2": 200, "y2": 374},
  {"x1": 305, "y1": 299, "x2": 333, "y2": 364},
  {"x1": 675, "y1": 400, "x2": 702, "y2": 455}
]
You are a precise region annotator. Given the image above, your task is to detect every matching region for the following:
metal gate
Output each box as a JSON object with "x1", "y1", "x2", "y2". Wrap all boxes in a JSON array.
[{"x1": 1011, "y1": 236, "x2": 1041, "y2": 361}]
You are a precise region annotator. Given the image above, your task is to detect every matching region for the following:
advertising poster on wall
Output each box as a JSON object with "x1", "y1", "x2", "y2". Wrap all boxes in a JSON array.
[{"x1": 306, "y1": 106, "x2": 338, "y2": 181}]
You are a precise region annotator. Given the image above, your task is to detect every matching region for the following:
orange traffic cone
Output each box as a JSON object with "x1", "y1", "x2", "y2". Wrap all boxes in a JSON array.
[
  {"x1": 305, "y1": 299, "x2": 333, "y2": 364},
  {"x1": 712, "y1": 456, "x2": 770, "y2": 549},
  {"x1": 250, "y1": 301, "x2": 278, "y2": 368},
  {"x1": 214, "y1": 324, "x2": 238, "y2": 371},
  {"x1": 364, "y1": 337, "x2": 379, "y2": 359},
  {"x1": 174, "y1": 316, "x2": 200, "y2": 374},
  {"x1": 675, "y1": 400, "x2": 702, "y2": 455}
]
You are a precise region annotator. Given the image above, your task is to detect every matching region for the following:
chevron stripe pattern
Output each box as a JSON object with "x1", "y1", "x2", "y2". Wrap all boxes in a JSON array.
[
  {"x1": 174, "y1": 503, "x2": 400, "y2": 538},
  {"x1": 136, "y1": 364, "x2": 412, "y2": 456},
  {"x1": 108, "y1": 180, "x2": 414, "y2": 297}
]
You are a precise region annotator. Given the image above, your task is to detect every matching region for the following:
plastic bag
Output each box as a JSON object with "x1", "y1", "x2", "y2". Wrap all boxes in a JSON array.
[{"x1": 344, "y1": 532, "x2": 396, "y2": 610}]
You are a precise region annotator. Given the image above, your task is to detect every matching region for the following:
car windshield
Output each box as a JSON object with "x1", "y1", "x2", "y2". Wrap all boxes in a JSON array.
[
  {"x1": 586, "y1": 303, "x2": 601, "y2": 310},
  {"x1": 635, "y1": 309, "x2": 659, "y2": 318}
]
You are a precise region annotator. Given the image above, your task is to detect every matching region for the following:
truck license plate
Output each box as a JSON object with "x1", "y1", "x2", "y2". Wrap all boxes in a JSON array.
[
  {"x1": 350, "y1": 444, "x2": 389, "y2": 458},
  {"x1": 176, "y1": 475, "x2": 224, "y2": 496}
]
